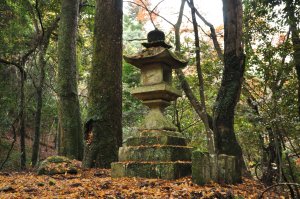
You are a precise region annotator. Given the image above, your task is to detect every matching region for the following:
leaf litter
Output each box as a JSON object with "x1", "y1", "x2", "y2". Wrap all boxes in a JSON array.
[{"x1": 0, "y1": 169, "x2": 284, "y2": 198}]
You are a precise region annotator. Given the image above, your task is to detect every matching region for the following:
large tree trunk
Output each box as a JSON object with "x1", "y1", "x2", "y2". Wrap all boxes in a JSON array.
[
  {"x1": 57, "y1": 0, "x2": 83, "y2": 160},
  {"x1": 213, "y1": 0, "x2": 245, "y2": 181},
  {"x1": 82, "y1": 0, "x2": 123, "y2": 168},
  {"x1": 286, "y1": 0, "x2": 300, "y2": 117}
]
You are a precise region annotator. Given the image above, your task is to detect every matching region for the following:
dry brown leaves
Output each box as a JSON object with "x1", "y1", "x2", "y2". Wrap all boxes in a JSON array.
[{"x1": 0, "y1": 169, "x2": 283, "y2": 198}]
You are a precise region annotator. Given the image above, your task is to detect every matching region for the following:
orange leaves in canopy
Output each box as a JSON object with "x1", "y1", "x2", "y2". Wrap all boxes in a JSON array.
[{"x1": 131, "y1": 0, "x2": 158, "y2": 23}]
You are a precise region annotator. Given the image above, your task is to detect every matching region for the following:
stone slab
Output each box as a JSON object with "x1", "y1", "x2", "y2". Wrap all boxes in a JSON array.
[
  {"x1": 125, "y1": 136, "x2": 186, "y2": 147},
  {"x1": 119, "y1": 145, "x2": 192, "y2": 162},
  {"x1": 137, "y1": 129, "x2": 182, "y2": 137},
  {"x1": 111, "y1": 161, "x2": 191, "y2": 180},
  {"x1": 131, "y1": 83, "x2": 182, "y2": 101},
  {"x1": 192, "y1": 151, "x2": 239, "y2": 185}
]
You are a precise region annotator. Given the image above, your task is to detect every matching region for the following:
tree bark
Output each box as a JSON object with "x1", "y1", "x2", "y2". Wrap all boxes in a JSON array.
[
  {"x1": 31, "y1": 46, "x2": 45, "y2": 166},
  {"x1": 213, "y1": 0, "x2": 245, "y2": 181},
  {"x1": 57, "y1": 0, "x2": 83, "y2": 160},
  {"x1": 20, "y1": 71, "x2": 26, "y2": 170},
  {"x1": 82, "y1": 0, "x2": 123, "y2": 168},
  {"x1": 286, "y1": 0, "x2": 300, "y2": 117}
]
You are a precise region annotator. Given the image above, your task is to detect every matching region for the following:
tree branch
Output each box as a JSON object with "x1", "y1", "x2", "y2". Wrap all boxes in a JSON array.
[
  {"x1": 35, "y1": 0, "x2": 44, "y2": 37},
  {"x1": 186, "y1": 0, "x2": 223, "y2": 62},
  {"x1": 0, "y1": 122, "x2": 18, "y2": 170},
  {"x1": 124, "y1": 1, "x2": 174, "y2": 26},
  {"x1": 259, "y1": 183, "x2": 300, "y2": 199}
]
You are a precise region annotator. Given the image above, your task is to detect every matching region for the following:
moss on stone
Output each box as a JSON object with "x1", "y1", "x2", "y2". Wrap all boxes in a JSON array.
[
  {"x1": 37, "y1": 156, "x2": 81, "y2": 175},
  {"x1": 111, "y1": 162, "x2": 191, "y2": 180},
  {"x1": 119, "y1": 145, "x2": 192, "y2": 162},
  {"x1": 125, "y1": 136, "x2": 186, "y2": 147},
  {"x1": 192, "y1": 151, "x2": 239, "y2": 185}
]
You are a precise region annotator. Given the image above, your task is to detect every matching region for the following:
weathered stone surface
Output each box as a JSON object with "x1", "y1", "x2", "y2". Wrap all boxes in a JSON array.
[
  {"x1": 191, "y1": 152, "x2": 211, "y2": 185},
  {"x1": 131, "y1": 83, "x2": 182, "y2": 102},
  {"x1": 125, "y1": 135, "x2": 186, "y2": 146},
  {"x1": 140, "y1": 64, "x2": 164, "y2": 85},
  {"x1": 37, "y1": 156, "x2": 81, "y2": 175},
  {"x1": 192, "y1": 151, "x2": 239, "y2": 185},
  {"x1": 112, "y1": 30, "x2": 189, "y2": 180},
  {"x1": 119, "y1": 145, "x2": 192, "y2": 162},
  {"x1": 141, "y1": 107, "x2": 177, "y2": 131},
  {"x1": 123, "y1": 47, "x2": 188, "y2": 70},
  {"x1": 111, "y1": 162, "x2": 191, "y2": 180},
  {"x1": 137, "y1": 130, "x2": 182, "y2": 137}
]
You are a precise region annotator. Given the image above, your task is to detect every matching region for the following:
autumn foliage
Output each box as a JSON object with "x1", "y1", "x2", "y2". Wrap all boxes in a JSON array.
[{"x1": 0, "y1": 169, "x2": 284, "y2": 198}]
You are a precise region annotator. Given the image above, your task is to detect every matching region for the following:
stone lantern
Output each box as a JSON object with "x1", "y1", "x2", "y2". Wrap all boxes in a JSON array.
[{"x1": 111, "y1": 29, "x2": 191, "y2": 180}]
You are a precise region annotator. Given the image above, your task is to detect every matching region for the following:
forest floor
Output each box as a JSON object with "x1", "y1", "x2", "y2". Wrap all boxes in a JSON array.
[{"x1": 0, "y1": 169, "x2": 285, "y2": 199}]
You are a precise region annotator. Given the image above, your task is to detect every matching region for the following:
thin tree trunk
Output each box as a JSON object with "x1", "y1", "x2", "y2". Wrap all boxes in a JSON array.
[
  {"x1": 20, "y1": 71, "x2": 26, "y2": 170},
  {"x1": 57, "y1": 0, "x2": 83, "y2": 160},
  {"x1": 190, "y1": 0, "x2": 214, "y2": 153},
  {"x1": 31, "y1": 17, "x2": 59, "y2": 166},
  {"x1": 174, "y1": 0, "x2": 215, "y2": 132},
  {"x1": 174, "y1": 0, "x2": 186, "y2": 52},
  {"x1": 213, "y1": 0, "x2": 245, "y2": 181},
  {"x1": 31, "y1": 57, "x2": 44, "y2": 166},
  {"x1": 83, "y1": 0, "x2": 123, "y2": 168}
]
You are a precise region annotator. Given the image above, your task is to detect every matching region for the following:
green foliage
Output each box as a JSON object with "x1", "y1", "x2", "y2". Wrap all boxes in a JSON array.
[
  {"x1": 122, "y1": 62, "x2": 146, "y2": 138},
  {"x1": 0, "y1": 65, "x2": 18, "y2": 135},
  {"x1": 0, "y1": 1, "x2": 33, "y2": 57}
]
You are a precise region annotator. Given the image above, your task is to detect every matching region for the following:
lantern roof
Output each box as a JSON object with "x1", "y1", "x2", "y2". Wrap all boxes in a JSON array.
[{"x1": 124, "y1": 47, "x2": 188, "y2": 69}]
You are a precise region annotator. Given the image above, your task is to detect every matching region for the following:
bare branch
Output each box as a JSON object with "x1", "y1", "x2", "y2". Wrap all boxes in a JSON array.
[
  {"x1": 124, "y1": 1, "x2": 174, "y2": 26},
  {"x1": 183, "y1": 14, "x2": 210, "y2": 38},
  {"x1": 0, "y1": 58, "x2": 25, "y2": 76},
  {"x1": 151, "y1": 0, "x2": 164, "y2": 13},
  {"x1": 186, "y1": 0, "x2": 223, "y2": 62},
  {"x1": 138, "y1": 0, "x2": 156, "y2": 29}
]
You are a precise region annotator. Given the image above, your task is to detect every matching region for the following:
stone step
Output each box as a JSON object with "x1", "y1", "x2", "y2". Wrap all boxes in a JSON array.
[
  {"x1": 125, "y1": 136, "x2": 186, "y2": 147},
  {"x1": 111, "y1": 161, "x2": 191, "y2": 180},
  {"x1": 118, "y1": 145, "x2": 192, "y2": 162}
]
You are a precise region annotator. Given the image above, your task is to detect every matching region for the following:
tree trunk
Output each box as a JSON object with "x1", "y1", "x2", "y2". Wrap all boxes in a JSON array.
[
  {"x1": 286, "y1": 0, "x2": 300, "y2": 117},
  {"x1": 174, "y1": 0, "x2": 214, "y2": 130},
  {"x1": 31, "y1": 50, "x2": 45, "y2": 166},
  {"x1": 57, "y1": 0, "x2": 83, "y2": 160},
  {"x1": 82, "y1": 0, "x2": 123, "y2": 168},
  {"x1": 31, "y1": 18, "x2": 59, "y2": 166},
  {"x1": 20, "y1": 71, "x2": 26, "y2": 170},
  {"x1": 213, "y1": 0, "x2": 245, "y2": 181},
  {"x1": 190, "y1": 0, "x2": 215, "y2": 153}
]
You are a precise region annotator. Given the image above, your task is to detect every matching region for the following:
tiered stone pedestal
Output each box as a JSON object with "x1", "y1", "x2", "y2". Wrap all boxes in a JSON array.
[{"x1": 111, "y1": 130, "x2": 192, "y2": 180}]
